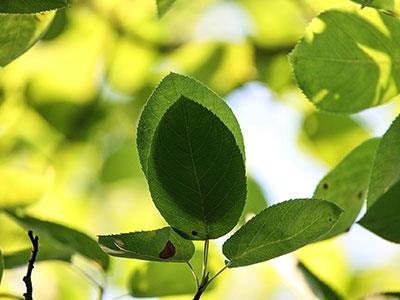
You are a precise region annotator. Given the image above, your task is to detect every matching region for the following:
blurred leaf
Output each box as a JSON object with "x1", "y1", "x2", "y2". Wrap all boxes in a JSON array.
[
  {"x1": 0, "y1": 12, "x2": 54, "y2": 66},
  {"x1": 239, "y1": 176, "x2": 268, "y2": 225},
  {"x1": 0, "y1": 250, "x2": 3, "y2": 286},
  {"x1": 364, "y1": 292, "x2": 400, "y2": 299},
  {"x1": 98, "y1": 227, "x2": 195, "y2": 263},
  {"x1": 147, "y1": 97, "x2": 246, "y2": 240},
  {"x1": 157, "y1": 0, "x2": 176, "y2": 17},
  {"x1": 129, "y1": 261, "x2": 196, "y2": 297},
  {"x1": 3, "y1": 242, "x2": 73, "y2": 269},
  {"x1": 290, "y1": 8, "x2": 400, "y2": 113},
  {"x1": 137, "y1": 73, "x2": 245, "y2": 177},
  {"x1": 299, "y1": 111, "x2": 370, "y2": 166},
  {"x1": 42, "y1": 8, "x2": 68, "y2": 41},
  {"x1": 0, "y1": 167, "x2": 48, "y2": 209},
  {"x1": 223, "y1": 199, "x2": 342, "y2": 268},
  {"x1": 6, "y1": 211, "x2": 110, "y2": 270},
  {"x1": 298, "y1": 261, "x2": 343, "y2": 300},
  {"x1": 368, "y1": 115, "x2": 400, "y2": 208},
  {"x1": 314, "y1": 138, "x2": 380, "y2": 240},
  {"x1": 0, "y1": 0, "x2": 70, "y2": 14},
  {"x1": 359, "y1": 180, "x2": 400, "y2": 243}
]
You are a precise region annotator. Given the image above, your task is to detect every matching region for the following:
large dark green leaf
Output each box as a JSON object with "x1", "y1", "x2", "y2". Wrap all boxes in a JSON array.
[
  {"x1": 223, "y1": 199, "x2": 342, "y2": 268},
  {"x1": 298, "y1": 261, "x2": 343, "y2": 300},
  {"x1": 359, "y1": 180, "x2": 400, "y2": 243},
  {"x1": 3, "y1": 243, "x2": 73, "y2": 269},
  {"x1": 137, "y1": 73, "x2": 245, "y2": 177},
  {"x1": 290, "y1": 8, "x2": 400, "y2": 113},
  {"x1": 156, "y1": 0, "x2": 176, "y2": 17},
  {"x1": 368, "y1": 115, "x2": 400, "y2": 208},
  {"x1": 98, "y1": 227, "x2": 195, "y2": 263},
  {"x1": 6, "y1": 211, "x2": 109, "y2": 270},
  {"x1": 147, "y1": 97, "x2": 246, "y2": 239},
  {"x1": 0, "y1": 0, "x2": 70, "y2": 14},
  {"x1": 0, "y1": 13, "x2": 54, "y2": 66},
  {"x1": 314, "y1": 138, "x2": 380, "y2": 240}
]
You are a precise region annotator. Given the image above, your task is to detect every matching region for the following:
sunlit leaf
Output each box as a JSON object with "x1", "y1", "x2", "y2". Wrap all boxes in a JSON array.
[
  {"x1": 3, "y1": 243, "x2": 73, "y2": 269},
  {"x1": 359, "y1": 180, "x2": 400, "y2": 243},
  {"x1": 290, "y1": 8, "x2": 400, "y2": 113},
  {"x1": 0, "y1": 12, "x2": 54, "y2": 66},
  {"x1": 314, "y1": 138, "x2": 380, "y2": 240},
  {"x1": 368, "y1": 115, "x2": 400, "y2": 208},
  {"x1": 351, "y1": 0, "x2": 399, "y2": 15},
  {"x1": 223, "y1": 199, "x2": 342, "y2": 268},
  {"x1": 299, "y1": 111, "x2": 370, "y2": 166},
  {"x1": 0, "y1": 0, "x2": 70, "y2": 14},
  {"x1": 147, "y1": 97, "x2": 246, "y2": 239},
  {"x1": 156, "y1": 0, "x2": 176, "y2": 17},
  {"x1": 137, "y1": 73, "x2": 245, "y2": 175},
  {"x1": 98, "y1": 227, "x2": 195, "y2": 263},
  {"x1": 239, "y1": 176, "x2": 268, "y2": 225},
  {"x1": 298, "y1": 261, "x2": 343, "y2": 300},
  {"x1": 6, "y1": 211, "x2": 110, "y2": 270}
]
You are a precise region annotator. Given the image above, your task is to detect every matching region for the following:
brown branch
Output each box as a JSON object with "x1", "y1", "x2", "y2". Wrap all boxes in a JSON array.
[{"x1": 22, "y1": 231, "x2": 39, "y2": 300}]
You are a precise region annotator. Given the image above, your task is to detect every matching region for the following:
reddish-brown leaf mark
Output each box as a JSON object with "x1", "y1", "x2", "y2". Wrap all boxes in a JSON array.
[{"x1": 159, "y1": 240, "x2": 176, "y2": 259}]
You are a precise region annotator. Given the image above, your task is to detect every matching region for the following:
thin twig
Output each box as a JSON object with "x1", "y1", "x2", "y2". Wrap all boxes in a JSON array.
[
  {"x1": 206, "y1": 262, "x2": 230, "y2": 286},
  {"x1": 23, "y1": 231, "x2": 39, "y2": 300},
  {"x1": 186, "y1": 262, "x2": 199, "y2": 290}
]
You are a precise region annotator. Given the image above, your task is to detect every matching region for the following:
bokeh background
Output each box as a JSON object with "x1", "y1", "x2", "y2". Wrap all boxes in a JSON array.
[{"x1": 1, "y1": 0, "x2": 400, "y2": 299}]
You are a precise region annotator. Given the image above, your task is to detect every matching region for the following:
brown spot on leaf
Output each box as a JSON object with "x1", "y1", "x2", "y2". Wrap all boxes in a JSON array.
[
  {"x1": 159, "y1": 240, "x2": 176, "y2": 259},
  {"x1": 323, "y1": 183, "x2": 329, "y2": 190},
  {"x1": 357, "y1": 191, "x2": 363, "y2": 199}
]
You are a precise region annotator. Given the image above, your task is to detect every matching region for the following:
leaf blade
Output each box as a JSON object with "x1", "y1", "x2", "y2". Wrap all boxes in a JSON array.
[
  {"x1": 223, "y1": 199, "x2": 342, "y2": 268},
  {"x1": 156, "y1": 0, "x2": 176, "y2": 17},
  {"x1": 0, "y1": 0, "x2": 70, "y2": 14},
  {"x1": 147, "y1": 97, "x2": 246, "y2": 239},
  {"x1": 98, "y1": 227, "x2": 195, "y2": 263}
]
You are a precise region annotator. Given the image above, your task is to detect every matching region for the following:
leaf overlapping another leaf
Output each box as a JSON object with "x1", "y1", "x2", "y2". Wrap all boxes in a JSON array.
[
  {"x1": 98, "y1": 227, "x2": 195, "y2": 263},
  {"x1": 223, "y1": 199, "x2": 342, "y2": 268}
]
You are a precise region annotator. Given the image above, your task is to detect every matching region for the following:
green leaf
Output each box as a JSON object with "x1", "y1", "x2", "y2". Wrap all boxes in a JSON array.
[
  {"x1": 368, "y1": 115, "x2": 400, "y2": 208},
  {"x1": 147, "y1": 97, "x2": 246, "y2": 239},
  {"x1": 156, "y1": 0, "x2": 176, "y2": 17},
  {"x1": 0, "y1": 250, "x2": 3, "y2": 286},
  {"x1": 3, "y1": 243, "x2": 73, "y2": 269},
  {"x1": 0, "y1": 0, "x2": 70, "y2": 14},
  {"x1": 298, "y1": 111, "x2": 370, "y2": 166},
  {"x1": 98, "y1": 227, "x2": 195, "y2": 263},
  {"x1": 6, "y1": 211, "x2": 109, "y2": 270},
  {"x1": 137, "y1": 72, "x2": 245, "y2": 177},
  {"x1": 0, "y1": 12, "x2": 54, "y2": 66},
  {"x1": 239, "y1": 176, "x2": 268, "y2": 225},
  {"x1": 223, "y1": 199, "x2": 342, "y2": 268},
  {"x1": 290, "y1": 8, "x2": 400, "y2": 113},
  {"x1": 352, "y1": 0, "x2": 398, "y2": 13},
  {"x1": 359, "y1": 180, "x2": 400, "y2": 243},
  {"x1": 313, "y1": 138, "x2": 380, "y2": 240},
  {"x1": 298, "y1": 261, "x2": 343, "y2": 300}
]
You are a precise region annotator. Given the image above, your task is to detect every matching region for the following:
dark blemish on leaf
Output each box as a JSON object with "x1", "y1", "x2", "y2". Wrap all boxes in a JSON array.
[
  {"x1": 357, "y1": 191, "x2": 363, "y2": 199},
  {"x1": 328, "y1": 218, "x2": 333, "y2": 222},
  {"x1": 323, "y1": 183, "x2": 329, "y2": 190},
  {"x1": 159, "y1": 240, "x2": 176, "y2": 259},
  {"x1": 192, "y1": 231, "x2": 198, "y2": 236}
]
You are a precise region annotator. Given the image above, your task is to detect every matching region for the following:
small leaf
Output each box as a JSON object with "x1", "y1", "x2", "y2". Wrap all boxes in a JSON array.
[
  {"x1": 0, "y1": 12, "x2": 54, "y2": 66},
  {"x1": 156, "y1": 0, "x2": 176, "y2": 17},
  {"x1": 290, "y1": 9, "x2": 400, "y2": 113},
  {"x1": 147, "y1": 97, "x2": 246, "y2": 239},
  {"x1": 6, "y1": 211, "x2": 109, "y2": 270},
  {"x1": 98, "y1": 227, "x2": 195, "y2": 263},
  {"x1": 0, "y1": 0, "x2": 70, "y2": 14},
  {"x1": 239, "y1": 176, "x2": 268, "y2": 225},
  {"x1": 137, "y1": 73, "x2": 245, "y2": 177},
  {"x1": 223, "y1": 199, "x2": 342, "y2": 268},
  {"x1": 314, "y1": 138, "x2": 380, "y2": 240},
  {"x1": 0, "y1": 250, "x2": 3, "y2": 286},
  {"x1": 368, "y1": 115, "x2": 400, "y2": 208},
  {"x1": 3, "y1": 243, "x2": 73, "y2": 269},
  {"x1": 359, "y1": 180, "x2": 400, "y2": 243},
  {"x1": 298, "y1": 261, "x2": 343, "y2": 300}
]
